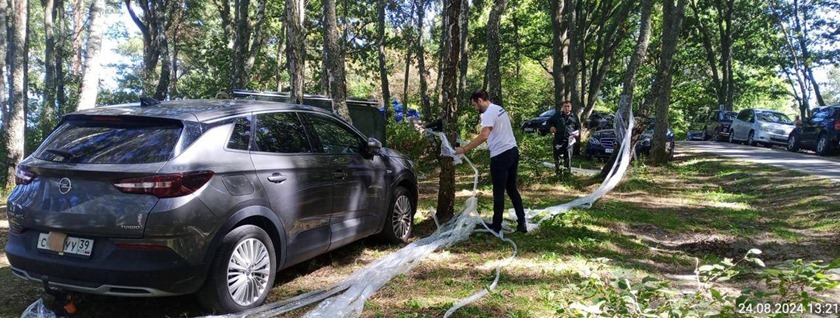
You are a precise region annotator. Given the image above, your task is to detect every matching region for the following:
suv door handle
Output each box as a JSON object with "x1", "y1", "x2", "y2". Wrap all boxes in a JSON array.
[
  {"x1": 332, "y1": 170, "x2": 348, "y2": 179},
  {"x1": 267, "y1": 173, "x2": 287, "y2": 183}
]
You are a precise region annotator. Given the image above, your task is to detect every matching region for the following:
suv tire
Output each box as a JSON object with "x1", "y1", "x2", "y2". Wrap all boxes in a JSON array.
[
  {"x1": 379, "y1": 186, "x2": 414, "y2": 243},
  {"x1": 197, "y1": 225, "x2": 276, "y2": 314},
  {"x1": 816, "y1": 134, "x2": 835, "y2": 156},
  {"x1": 787, "y1": 133, "x2": 800, "y2": 152}
]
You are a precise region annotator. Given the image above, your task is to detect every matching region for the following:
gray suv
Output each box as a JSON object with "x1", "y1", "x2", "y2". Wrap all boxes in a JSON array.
[{"x1": 5, "y1": 99, "x2": 418, "y2": 313}]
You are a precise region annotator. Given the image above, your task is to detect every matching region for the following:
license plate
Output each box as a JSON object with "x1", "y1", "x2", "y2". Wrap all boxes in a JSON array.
[
  {"x1": 37, "y1": 233, "x2": 94, "y2": 257},
  {"x1": 523, "y1": 128, "x2": 534, "y2": 132},
  {"x1": 605, "y1": 148, "x2": 614, "y2": 154}
]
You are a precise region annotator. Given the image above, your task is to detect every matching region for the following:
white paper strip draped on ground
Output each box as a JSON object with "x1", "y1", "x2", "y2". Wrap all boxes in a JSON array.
[{"x1": 20, "y1": 110, "x2": 633, "y2": 318}]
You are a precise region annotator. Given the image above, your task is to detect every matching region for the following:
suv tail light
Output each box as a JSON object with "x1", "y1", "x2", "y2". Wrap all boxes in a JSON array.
[
  {"x1": 14, "y1": 166, "x2": 36, "y2": 185},
  {"x1": 113, "y1": 171, "x2": 215, "y2": 198},
  {"x1": 834, "y1": 119, "x2": 840, "y2": 130}
]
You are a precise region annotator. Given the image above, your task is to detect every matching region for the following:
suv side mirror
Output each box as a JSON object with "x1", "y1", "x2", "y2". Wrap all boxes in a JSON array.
[{"x1": 366, "y1": 138, "x2": 382, "y2": 156}]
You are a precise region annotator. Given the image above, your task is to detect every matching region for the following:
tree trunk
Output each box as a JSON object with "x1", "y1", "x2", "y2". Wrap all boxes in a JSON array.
[
  {"x1": 600, "y1": 0, "x2": 654, "y2": 178},
  {"x1": 436, "y1": 0, "x2": 461, "y2": 222},
  {"x1": 550, "y1": 0, "x2": 566, "y2": 110},
  {"x1": 55, "y1": 0, "x2": 67, "y2": 115},
  {"x1": 169, "y1": 29, "x2": 178, "y2": 99},
  {"x1": 485, "y1": 0, "x2": 506, "y2": 106},
  {"x1": 457, "y1": 0, "x2": 469, "y2": 107},
  {"x1": 377, "y1": 0, "x2": 391, "y2": 119},
  {"x1": 566, "y1": 0, "x2": 580, "y2": 117},
  {"x1": 5, "y1": 0, "x2": 28, "y2": 190},
  {"x1": 41, "y1": 0, "x2": 57, "y2": 137},
  {"x1": 231, "y1": 0, "x2": 249, "y2": 91},
  {"x1": 71, "y1": 0, "x2": 84, "y2": 75},
  {"x1": 416, "y1": 0, "x2": 431, "y2": 119},
  {"x1": 0, "y1": 0, "x2": 7, "y2": 131},
  {"x1": 402, "y1": 24, "x2": 412, "y2": 106},
  {"x1": 276, "y1": 23, "x2": 285, "y2": 91},
  {"x1": 323, "y1": 0, "x2": 351, "y2": 123},
  {"x1": 772, "y1": 2, "x2": 810, "y2": 119},
  {"x1": 77, "y1": 0, "x2": 105, "y2": 110},
  {"x1": 650, "y1": 0, "x2": 688, "y2": 165},
  {"x1": 690, "y1": 0, "x2": 724, "y2": 109},
  {"x1": 286, "y1": 0, "x2": 305, "y2": 104},
  {"x1": 792, "y1": 0, "x2": 825, "y2": 106}
]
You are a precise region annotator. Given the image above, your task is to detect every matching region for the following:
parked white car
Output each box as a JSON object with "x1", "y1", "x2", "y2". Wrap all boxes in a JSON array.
[{"x1": 729, "y1": 109, "x2": 795, "y2": 147}]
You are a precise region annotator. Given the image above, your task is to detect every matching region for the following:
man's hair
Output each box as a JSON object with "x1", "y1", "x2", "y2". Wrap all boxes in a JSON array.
[
  {"x1": 470, "y1": 89, "x2": 490, "y2": 102},
  {"x1": 562, "y1": 100, "x2": 572, "y2": 106}
]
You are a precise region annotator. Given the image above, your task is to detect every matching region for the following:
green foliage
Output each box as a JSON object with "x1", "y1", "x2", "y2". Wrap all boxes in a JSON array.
[
  {"x1": 385, "y1": 121, "x2": 434, "y2": 169},
  {"x1": 563, "y1": 249, "x2": 840, "y2": 317}
]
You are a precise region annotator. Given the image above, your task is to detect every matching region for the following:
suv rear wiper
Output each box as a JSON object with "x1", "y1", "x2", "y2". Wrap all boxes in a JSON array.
[{"x1": 44, "y1": 149, "x2": 77, "y2": 162}]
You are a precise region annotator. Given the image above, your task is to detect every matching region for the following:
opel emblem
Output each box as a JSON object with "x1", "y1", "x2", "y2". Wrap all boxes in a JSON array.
[{"x1": 58, "y1": 177, "x2": 72, "y2": 194}]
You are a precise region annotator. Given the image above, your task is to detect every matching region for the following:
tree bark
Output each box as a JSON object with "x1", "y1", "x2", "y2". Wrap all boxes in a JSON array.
[
  {"x1": 71, "y1": 0, "x2": 84, "y2": 75},
  {"x1": 323, "y1": 0, "x2": 351, "y2": 123},
  {"x1": 402, "y1": 24, "x2": 412, "y2": 105},
  {"x1": 550, "y1": 0, "x2": 566, "y2": 110},
  {"x1": 457, "y1": 0, "x2": 469, "y2": 107},
  {"x1": 600, "y1": 0, "x2": 654, "y2": 178},
  {"x1": 276, "y1": 23, "x2": 285, "y2": 91},
  {"x1": 41, "y1": 0, "x2": 57, "y2": 137},
  {"x1": 416, "y1": 0, "x2": 431, "y2": 119},
  {"x1": 484, "y1": 0, "x2": 506, "y2": 106},
  {"x1": 650, "y1": 0, "x2": 688, "y2": 165},
  {"x1": 0, "y1": 0, "x2": 9, "y2": 131},
  {"x1": 791, "y1": 0, "x2": 825, "y2": 106},
  {"x1": 566, "y1": 0, "x2": 580, "y2": 118},
  {"x1": 377, "y1": 0, "x2": 391, "y2": 118},
  {"x1": 77, "y1": 0, "x2": 105, "y2": 110},
  {"x1": 286, "y1": 0, "x2": 305, "y2": 104},
  {"x1": 436, "y1": 0, "x2": 461, "y2": 222},
  {"x1": 5, "y1": 0, "x2": 28, "y2": 190}
]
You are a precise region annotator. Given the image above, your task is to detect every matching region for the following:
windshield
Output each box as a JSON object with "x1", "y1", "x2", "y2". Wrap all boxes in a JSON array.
[
  {"x1": 539, "y1": 109, "x2": 556, "y2": 117},
  {"x1": 719, "y1": 111, "x2": 736, "y2": 121},
  {"x1": 756, "y1": 112, "x2": 793, "y2": 125}
]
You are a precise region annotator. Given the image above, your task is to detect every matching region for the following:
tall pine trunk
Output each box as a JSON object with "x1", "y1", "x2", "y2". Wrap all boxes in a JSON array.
[
  {"x1": 323, "y1": 0, "x2": 351, "y2": 123},
  {"x1": 436, "y1": 0, "x2": 461, "y2": 222},
  {"x1": 77, "y1": 0, "x2": 105, "y2": 110},
  {"x1": 484, "y1": 0, "x2": 506, "y2": 105},
  {"x1": 565, "y1": 0, "x2": 579, "y2": 117},
  {"x1": 600, "y1": 0, "x2": 654, "y2": 178},
  {"x1": 550, "y1": 0, "x2": 566, "y2": 110},
  {"x1": 416, "y1": 0, "x2": 431, "y2": 119},
  {"x1": 377, "y1": 0, "x2": 391, "y2": 119},
  {"x1": 5, "y1": 0, "x2": 28, "y2": 190},
  {"x1": 71, "y1": 0, "x2": 84, "y2": 75},
  {"x1": 650, "y1": 0, "x2": 688, "y2": 165},
  {"x1": 41, "y1": 0, "x2": 57, "y2": 137},
  {"x1": 457, "y1": 0, "x2": 469, "y2": 106},
  {"x1": 286, "y1": 0, "x2": 305, "y2": 104}
]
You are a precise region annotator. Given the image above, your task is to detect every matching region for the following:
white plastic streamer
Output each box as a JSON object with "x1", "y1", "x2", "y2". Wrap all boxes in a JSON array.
[{"x1": 20, "y1": 110, "x2": 634, "y2": 318}]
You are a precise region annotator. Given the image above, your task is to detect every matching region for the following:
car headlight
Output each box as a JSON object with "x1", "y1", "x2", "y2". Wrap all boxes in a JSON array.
[{"x1": 589, "y1": 138, "x2": 601, "y2": 146}]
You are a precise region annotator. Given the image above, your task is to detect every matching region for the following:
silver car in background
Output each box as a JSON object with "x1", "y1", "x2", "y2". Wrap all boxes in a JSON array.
[{"x1": 729, "y1": 109, "x2": 795, "y2": 147}]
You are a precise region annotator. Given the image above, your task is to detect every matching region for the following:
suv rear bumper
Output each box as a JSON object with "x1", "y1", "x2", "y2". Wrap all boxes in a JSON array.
[{"x1": 6, "y1": 230, "x2": 207, "y2": 296}]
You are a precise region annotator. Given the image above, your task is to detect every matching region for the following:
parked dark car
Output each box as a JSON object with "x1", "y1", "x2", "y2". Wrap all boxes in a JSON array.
[
  {"x1": 787, "y1": 105, "x2": 840, "y2": 156},
  {"x1": 585, "y1": 120, "x2": 674, "y2": 160},
  {"x1": 521, "y1": 109, "x2": 555, "y2": 135},
  {"x1": 703, "y1": 110, "x2": 737, "y2": 141},
  {"x1": 5, "y1": 99, "x2": 418, "y2": 314},
  {"x1": 687, "y1": 129, "x2": 705, "y2": 141}
]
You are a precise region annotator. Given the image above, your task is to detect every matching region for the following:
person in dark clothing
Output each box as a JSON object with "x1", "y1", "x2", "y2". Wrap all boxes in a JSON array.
[
  {"x1": 455, "y1": 89, "x2": 528, "y2": 234},
  {"x1": 549, "y1": 101, "x2": 581, "y2": 175}
]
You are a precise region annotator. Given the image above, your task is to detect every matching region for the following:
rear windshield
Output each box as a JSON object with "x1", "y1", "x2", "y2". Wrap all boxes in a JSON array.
[
  {"x1": 35, "y1": 117, "x2": 184, "y2": 164},
  {"x1": 756, "y1": 112, "x2": 793, "y2": 124},
  {"x1": 719, "y1": 111, "x2": 736, "y2": 121}
]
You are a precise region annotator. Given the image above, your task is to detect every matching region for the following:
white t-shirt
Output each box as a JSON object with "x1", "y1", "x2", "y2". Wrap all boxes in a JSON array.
[{"x1": 480, "y1": 103, "x2": 518, "y2": 157}]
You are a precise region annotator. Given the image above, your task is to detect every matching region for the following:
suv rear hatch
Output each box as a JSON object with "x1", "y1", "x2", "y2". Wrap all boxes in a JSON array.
[{"x1": 8, "y1": 115, "x2": 194, "y2": 239}]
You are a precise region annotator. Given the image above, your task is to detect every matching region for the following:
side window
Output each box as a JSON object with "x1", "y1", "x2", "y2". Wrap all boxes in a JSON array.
[
  {"x1": 812, "y1": 108, "x2": 827, "y2": 122},
  {"x1": 227, "y1": 116, "x2": 253, "y2": 151},
  {"x1": 306, "y1": 114, "x2": 364, "y2": 154},
  {"x1": 254, "y1": 112, "x2": 312, "y2": 153}
]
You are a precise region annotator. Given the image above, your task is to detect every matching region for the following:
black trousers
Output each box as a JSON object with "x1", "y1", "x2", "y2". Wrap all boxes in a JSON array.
[
  {"x1": 553, "y1": 138, "x2": 573, "y2": 173},
  {"x1": 489, "y1": 147, "x2": 526, "y2": 230}
]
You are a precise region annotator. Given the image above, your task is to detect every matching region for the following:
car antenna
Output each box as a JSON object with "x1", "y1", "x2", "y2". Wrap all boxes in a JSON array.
[{"x1": 140, "y1": 96, "x2": 160, "y2": 107}]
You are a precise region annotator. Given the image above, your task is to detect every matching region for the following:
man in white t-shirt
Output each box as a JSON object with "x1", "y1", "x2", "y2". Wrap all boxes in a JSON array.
[{"x1": 455, "y1": 89, "x2": 527, "y2": 234}]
